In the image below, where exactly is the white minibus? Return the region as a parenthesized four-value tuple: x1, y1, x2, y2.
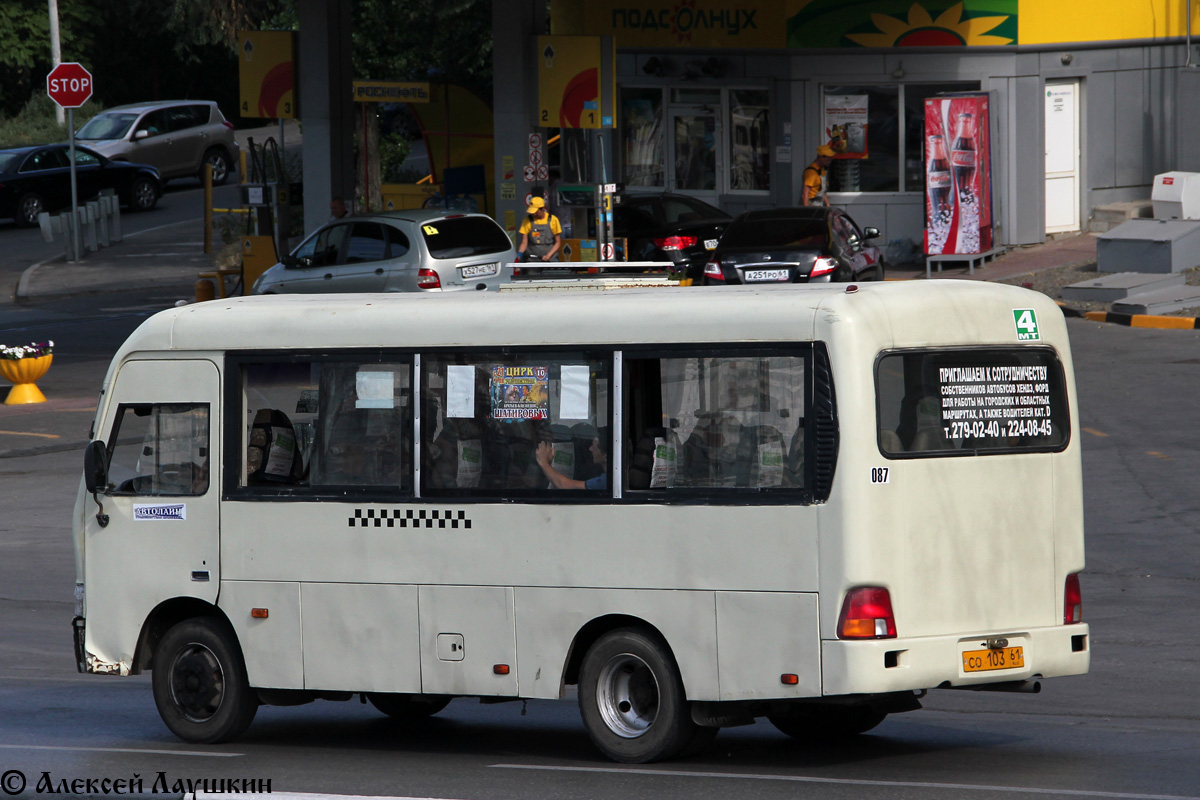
(73, 281, 1089, 763)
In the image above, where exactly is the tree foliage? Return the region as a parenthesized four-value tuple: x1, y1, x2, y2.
(349, 0, 493, 104)
(0, 0, 493, 124)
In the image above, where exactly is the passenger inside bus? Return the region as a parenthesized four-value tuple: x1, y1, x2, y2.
(535, 427, 608, 490)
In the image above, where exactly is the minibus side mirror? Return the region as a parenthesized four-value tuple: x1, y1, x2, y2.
(84, 440, 110, 495)
(864, 226, 881, 240)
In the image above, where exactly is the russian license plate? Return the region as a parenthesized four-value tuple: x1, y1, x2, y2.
(704, 238, 719, 250)
(744, 268, 789, 282)
(962, 645, 1025, 673)
(460, 263, 499, 279)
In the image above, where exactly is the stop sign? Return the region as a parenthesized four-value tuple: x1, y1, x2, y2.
(46, 62, 93, 108)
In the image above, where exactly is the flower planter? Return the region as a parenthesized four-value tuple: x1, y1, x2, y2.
(1, 354, 53, 404)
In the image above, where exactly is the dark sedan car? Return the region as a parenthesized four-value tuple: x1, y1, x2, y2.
(0, 143, 162, 227)
(613, 193, 731, 278)
(701, 206, 884, 286)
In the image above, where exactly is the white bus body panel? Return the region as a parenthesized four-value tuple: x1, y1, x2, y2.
(82, 359, 220, 674)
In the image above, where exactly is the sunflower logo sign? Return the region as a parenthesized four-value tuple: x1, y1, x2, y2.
(787, 1, 1017, 48)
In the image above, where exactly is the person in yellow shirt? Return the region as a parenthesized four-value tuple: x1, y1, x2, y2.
(517, 196, 563, 262)
(801, 144, 836, 206)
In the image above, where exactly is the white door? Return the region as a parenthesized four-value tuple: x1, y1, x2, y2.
(1044, 82, 1080, 233)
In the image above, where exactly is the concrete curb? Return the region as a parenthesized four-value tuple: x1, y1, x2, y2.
(1083, 310, 1200, 330)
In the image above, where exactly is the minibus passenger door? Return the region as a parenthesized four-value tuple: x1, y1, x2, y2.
(83, 359, 221, 669)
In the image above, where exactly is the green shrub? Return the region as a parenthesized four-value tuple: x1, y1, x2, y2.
(0, 94, 102, 149)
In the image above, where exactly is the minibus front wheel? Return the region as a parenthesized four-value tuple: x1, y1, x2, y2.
(578, 627, 705, 763)
(152, 617, 258, 744)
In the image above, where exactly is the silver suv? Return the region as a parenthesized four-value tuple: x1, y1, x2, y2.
(252, 210, 516, 295)
(75, 100, 239, 185)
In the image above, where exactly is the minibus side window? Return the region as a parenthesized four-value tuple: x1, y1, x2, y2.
(107, 403, 209, 496)
(239, 360, 412, 493)
(421, 352, 610, 497)
(624, 353, 807, 493)
(876, 348, 1070, 457)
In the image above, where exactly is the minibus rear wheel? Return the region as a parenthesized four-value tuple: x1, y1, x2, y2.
(578, 627, 697, 763)
(152, 617, 258, 744)
(367, 693, 451, 720)
(767, 705, 887, 740)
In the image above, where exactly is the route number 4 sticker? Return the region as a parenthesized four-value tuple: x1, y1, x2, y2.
(1013, 308, 1040, 341)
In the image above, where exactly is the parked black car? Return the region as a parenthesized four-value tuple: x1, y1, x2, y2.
(614, 193, 731, 278)
(0, 144, 162, 227)
(701, 206, 884, 285)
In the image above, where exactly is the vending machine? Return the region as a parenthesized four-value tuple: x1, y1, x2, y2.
(924, 93, 993, 256)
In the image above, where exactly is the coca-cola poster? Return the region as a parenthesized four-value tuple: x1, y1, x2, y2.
(924, 94, 993, 256)
(823, 94, 868, 159)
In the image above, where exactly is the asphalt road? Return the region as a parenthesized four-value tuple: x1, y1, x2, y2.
(0, 180, 242, 301)
(0, 295, 1198, 799)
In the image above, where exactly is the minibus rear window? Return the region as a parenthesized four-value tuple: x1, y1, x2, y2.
(876, 348, 1069, 457)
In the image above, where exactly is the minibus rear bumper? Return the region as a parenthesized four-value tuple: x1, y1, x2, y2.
(820, 623, 1090, 697)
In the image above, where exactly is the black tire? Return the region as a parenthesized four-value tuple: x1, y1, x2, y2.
(578, 627, 698, 763)
(768, 705, 887, 741)
(15, 192, 45, 227)
(367, 693, 451, 720)
(128, 177, 159, 212)
(202, 148, 232, 185)
(152, 617, 257, 744)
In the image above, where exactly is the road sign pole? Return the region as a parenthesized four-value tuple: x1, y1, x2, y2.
(68, 107, 81, 263)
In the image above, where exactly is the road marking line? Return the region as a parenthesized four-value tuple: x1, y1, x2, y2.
(0, 430, 61, 439)
(490, 763, 1200, 800)
(0, 743, 240, 757)
(1082, 427, 1109, 437)
(1147, 451, 1173, 460)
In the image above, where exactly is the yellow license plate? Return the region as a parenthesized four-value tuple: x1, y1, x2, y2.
(962, 646, 1024, 673)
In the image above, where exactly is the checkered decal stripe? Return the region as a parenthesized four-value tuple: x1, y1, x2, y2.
(349, 508, 472, 529)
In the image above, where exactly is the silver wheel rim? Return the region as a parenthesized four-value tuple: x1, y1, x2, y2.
(169, 641, 225, 723)
(596, 652, 659, 738)
(207, 154, 227, 183)
(134, 181, 155, 209)
(21, 197, 42, 224)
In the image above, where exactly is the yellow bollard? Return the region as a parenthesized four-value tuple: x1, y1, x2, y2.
(195, 279, 216, 303)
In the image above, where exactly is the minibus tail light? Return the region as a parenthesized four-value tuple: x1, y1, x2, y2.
(1064, 573, 1082, 624)
(810, 256, 838, 278)
(838, 587, 896, 639)
(417, 268, 441, 289)
(703, 261, 724, 280)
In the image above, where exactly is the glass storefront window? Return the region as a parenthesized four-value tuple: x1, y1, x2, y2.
(729, 89, 770, 192)
(823, 85, 899, 192)
(822, 83, 980, 194)
(904, 83, 981, 194)
(621, 88, 664, 187)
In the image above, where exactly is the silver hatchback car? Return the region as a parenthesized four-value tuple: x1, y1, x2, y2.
(75, 100, 239, 185)
(252, 210, 516, 295)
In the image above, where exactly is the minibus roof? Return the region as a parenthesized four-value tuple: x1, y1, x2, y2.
(112, 282, 1069, 359)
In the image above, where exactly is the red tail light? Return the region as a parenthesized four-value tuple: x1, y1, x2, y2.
(221, 121, 234, 131)
(653, 235, 698, 251)
(703, 261, 725, 280)
(1064, 573, 1082, 624)
(838, 587, 897, 639)
(416, 268, 441, 289)
(810, 256, 838, 278)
